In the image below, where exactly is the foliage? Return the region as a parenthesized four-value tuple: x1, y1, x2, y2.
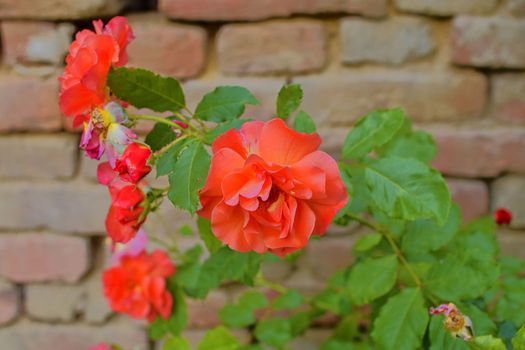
(82, 57, 525, 350)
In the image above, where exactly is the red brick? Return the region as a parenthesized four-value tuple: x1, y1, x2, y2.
(0, 182, 108, 233)
(159, 0, 387, 21)
(127, 14, 207, 79)
(492, 73, 525, 123)
(451, 16, 525, 68)
(492, 175, 525, 229)
(303, 237, 355, 280)
(0, 233, 90, 283)
(0, 0, 130, 20)
(0, 280, 20, 326)
(1, 21, 73, 66)
(0, 72, 61, 132)
(0, 319, 147, 350)
(395, 0, 498, 15)
(447, 178, 489, 221)
(341, 17, 435, 65)
(187, 290, 227, 328)
(0, 134, 78, 180)
(429, 126, 525, 177)
(498, 228, 525, 260)
(297, 69, 487, 126)
(217, 20, 327, 75)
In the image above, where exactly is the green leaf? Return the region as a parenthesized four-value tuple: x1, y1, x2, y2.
(494, 276, 525, 326)
(220, 291, 268, 328)
(342, 109, 406, 159)
(198, 326, 241, 350)
(148, 280, 187, 339)
(203, 119, 250, 144)
(293, 110, 316, 133)
(276, 84, 303, 119)
(401, 204, 461, 255)
(195, 86, 259, 122)
(371, 288, 429, 350)
(379, 130, 437, 163)
(352, 233, 382, 253)
(197, 217, 222, 253)
(272, 289, 304, 310)
(188, 247, 262, 299)
(468, 335, 506, 350)
(155, 137, 191, 176)
(425, 219, 499, 301)
(364, 156, 451, 225)
(255, 318, 292, 348)
(289, 311, 311, 336)
(347, 255, 398, 304)
(168, 140, 210, 214)
(498, 321, 517, 350)
(145, 121, 178, 152)
(459, 303, 496, 336)
(429, 315, 469, 350)
(163, 336, 192, 350)
(108, 67, 185, 112)
(512, 326, 525, 350)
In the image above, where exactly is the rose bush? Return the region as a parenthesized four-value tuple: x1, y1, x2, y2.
(60, 17, 525, 350)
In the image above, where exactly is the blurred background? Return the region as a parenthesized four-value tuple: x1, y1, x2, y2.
(0, 0, 524, 349)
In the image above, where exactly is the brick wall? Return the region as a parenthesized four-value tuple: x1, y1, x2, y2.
(0, 0, 524, 349)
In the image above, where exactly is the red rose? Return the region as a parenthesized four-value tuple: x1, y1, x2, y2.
(103, 250, 175, 322)
(114, 143, 152, 183)
(198, 118, 348, 257)
(98, 162, 147, 243)
(494, 208, 512, 226)
(59, 16, 134, 118)
(106, 185, 146, 244)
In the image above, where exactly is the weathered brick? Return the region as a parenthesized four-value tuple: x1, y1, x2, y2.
(0, 280, 20, 326)
(284, 269, 324, 295)
(297, 69, 487, 126)
(289, 329, 332, 350)
(185, 77, 285, 120)
(217, 20, 327, 75)
(451, 16, 525, 68)
(492, 73, 525, 123)
(127, 14, 207, 79)
(0, 72, 61, 131)
(429, 126, 525, 177)
(395, 0, 498, 15)
(447, 178, 489, 222)
(0, 182, 108, 233)
(498, 228, 525, 260)
(341, 17, 435, 65)
(303, 237, 355, 280)
(0, 233, 91, 283)
(187, 290, 227, 329)
(1, 21, 74, 66)
(261, 259, 293, 281)
(0, 0, 130, 20)
(504, 0, 525, 16)
(0, 135, 78, 180)
(492, 175, 525, 229)
(0, 319, 147, 350)
(160, 0, 387, 21)
(79, 155, 99, 182)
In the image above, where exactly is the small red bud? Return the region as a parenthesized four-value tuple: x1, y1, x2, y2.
(494, 208, 512, 226)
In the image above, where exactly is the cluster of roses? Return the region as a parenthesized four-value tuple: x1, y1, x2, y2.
(59, 17, 176, 327)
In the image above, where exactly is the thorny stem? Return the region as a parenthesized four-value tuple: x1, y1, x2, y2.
(255, 273, 288, 294)
(346, 212, 439, 305)
(153, 135, 189, 159)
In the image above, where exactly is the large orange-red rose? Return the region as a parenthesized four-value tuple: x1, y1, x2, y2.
(103, 250, 175, 322)
(198, 118, 348, 257)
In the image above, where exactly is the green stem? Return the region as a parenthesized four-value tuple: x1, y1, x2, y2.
(129, 114, 185, 130)
(255, 273, 289, 294)
(154, 135, 189, 159)
(346, 212, 438, 305)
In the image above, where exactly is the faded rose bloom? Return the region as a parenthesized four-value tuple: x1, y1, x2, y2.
(115, 143, 152, 183)
(494, 208, 512, 226)
(430, 303, 473, 341)
(80, 102, 137, 165)
(198, 118, 348, 257)
(103, 250, 175, 322)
